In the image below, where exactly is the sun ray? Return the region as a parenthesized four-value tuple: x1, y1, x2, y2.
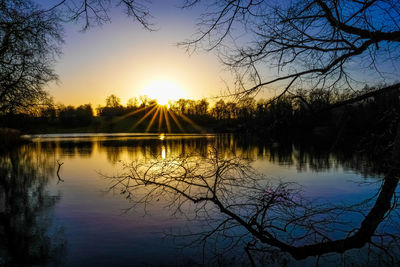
(177, 113, 204, 132)
(158, 107, 164, 132)
(112, 103, 156, 123)
(145, 106, 160, 132)
(99, 103, 157, 130)
(167, 109, 184, 132)
(163, 107, 171, 133)
(129, 104, 158, 131)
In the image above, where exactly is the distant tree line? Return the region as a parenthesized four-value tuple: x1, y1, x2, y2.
(1, 84, 399, 147)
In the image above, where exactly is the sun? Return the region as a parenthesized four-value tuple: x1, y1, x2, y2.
(142, 79, 187, 105)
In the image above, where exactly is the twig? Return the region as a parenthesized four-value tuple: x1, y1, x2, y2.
(56, 160, 64, 183)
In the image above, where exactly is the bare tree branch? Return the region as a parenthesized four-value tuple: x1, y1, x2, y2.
(180, 0, 400, 99)
(106, 146, 400, 263)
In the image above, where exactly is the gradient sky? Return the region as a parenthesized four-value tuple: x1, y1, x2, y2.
(41, 1, 400, 107)
(44, 1, 235, 107)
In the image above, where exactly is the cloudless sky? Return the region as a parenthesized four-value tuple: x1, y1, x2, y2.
(43, 1, 235, 107)
(39, 0, 400, 107)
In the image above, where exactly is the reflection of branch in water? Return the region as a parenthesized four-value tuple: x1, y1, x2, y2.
(107, 147, 400, 265)
(56, 160, 64, 183)
(0, 149, 66, 266)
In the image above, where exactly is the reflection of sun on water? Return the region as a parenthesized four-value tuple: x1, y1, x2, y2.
(161, 145, 166, 159)
(142, 79, 187, 106)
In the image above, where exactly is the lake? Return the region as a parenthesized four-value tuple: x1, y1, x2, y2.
(1, 133, 398, 266)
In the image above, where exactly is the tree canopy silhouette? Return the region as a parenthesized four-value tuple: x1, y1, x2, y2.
(0, 0, 152, 114)
(4, 0, 399, 113)
(0, 0, 61, 113)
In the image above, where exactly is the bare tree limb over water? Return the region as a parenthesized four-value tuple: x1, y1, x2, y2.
(106, 147, 400, 265)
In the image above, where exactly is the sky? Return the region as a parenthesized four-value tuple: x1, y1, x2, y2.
(39, 0, 400, 108)
(43, 1, 234, 107)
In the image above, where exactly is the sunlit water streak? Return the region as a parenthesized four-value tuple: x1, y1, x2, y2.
(1, 133, 390, 266)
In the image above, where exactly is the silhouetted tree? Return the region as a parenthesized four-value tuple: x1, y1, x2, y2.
(0, 0, 152, 115)
(127, 97, 139, 108)
(138, 95, 151, 107)
(45, 0, 153, 31)
(211, 99, 227, 120)
(97, 94, 125, 118)
(0, 0, 61, 114)
(194, 99, 209, 116)
(105, 94, 122, 108)
(58, 105, 76, 125)
(40, 106, 57, 123)
(57, 104, 93, 126)
(75, 104, 94, 125)
(182, 0, 400, 98)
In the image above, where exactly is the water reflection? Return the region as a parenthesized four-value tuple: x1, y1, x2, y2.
(28, 134, 385, 177)
(108, 146, 400, 266)
(5, 133, 398, 266)
(0, 147, 66, 266)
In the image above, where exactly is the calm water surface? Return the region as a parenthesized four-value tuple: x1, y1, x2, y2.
(0, 133, 395, 266)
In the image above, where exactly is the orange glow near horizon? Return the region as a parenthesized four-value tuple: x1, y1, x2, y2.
(141, 79, 188, 106)
(44, 4, 257, 108)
